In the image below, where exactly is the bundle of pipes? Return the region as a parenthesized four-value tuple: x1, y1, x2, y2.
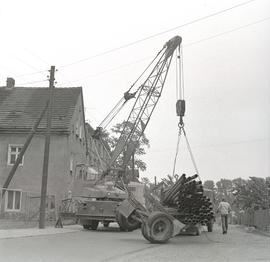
(162, 174, 214, 225)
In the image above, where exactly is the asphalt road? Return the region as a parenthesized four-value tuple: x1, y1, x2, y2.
(0, 224, 269, 262)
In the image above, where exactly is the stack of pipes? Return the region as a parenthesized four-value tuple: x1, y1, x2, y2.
(162, 174, 214, 225)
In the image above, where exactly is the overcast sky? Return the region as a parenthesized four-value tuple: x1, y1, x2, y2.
(0, 0, 269, 183)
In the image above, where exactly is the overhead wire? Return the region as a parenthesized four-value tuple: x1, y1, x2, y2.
(0, 0, 263, 85)
(145, 138, 269, 153)
(16, 79, 48, 86)
(186, 16, 270, 47)
(1, 1, 266, 88)
(58, 0, 258, 69)
(13, 14, 269, 88)
(61, 16, 270, 86)
(5, 69, 47, 79)
(22, 48, 76, 87)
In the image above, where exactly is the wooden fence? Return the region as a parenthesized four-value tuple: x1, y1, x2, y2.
(240, 209, 270, 231)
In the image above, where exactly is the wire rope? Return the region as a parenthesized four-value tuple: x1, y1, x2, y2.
(172, 128, 182, 176)
(96, 46, 166, 129)
(182, 127, 201, 180)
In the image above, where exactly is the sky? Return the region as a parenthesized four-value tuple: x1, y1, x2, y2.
(0, 0, 269, 183)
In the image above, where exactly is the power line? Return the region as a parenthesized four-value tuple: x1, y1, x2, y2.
(65, 56, 153, 84)
(148, 138, 269, 153)
(0, 55, 48, 82)
(14, 70, 48, 78)
(0, 67, 47, 82)
(22, 49, 75, 87)
(16, 79, 48, 86)
(0, 0, 262, 84)
(59, 0, 258, 69)
(6, 15, 268, 88)
(62, 16, 270, 85)
(185, 16, 270, 47)
(0, 0, 259, 81)
(11, 55, 48, 78)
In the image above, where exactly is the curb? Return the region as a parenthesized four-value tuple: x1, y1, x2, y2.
(0, 225, 81, 239)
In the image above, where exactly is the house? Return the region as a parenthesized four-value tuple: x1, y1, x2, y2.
(86, 123, 111, 174)
(71, 123, 112, 194)
(0, 78, 88, 220)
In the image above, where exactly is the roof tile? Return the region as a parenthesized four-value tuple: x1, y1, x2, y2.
(0, 87, 81, 132)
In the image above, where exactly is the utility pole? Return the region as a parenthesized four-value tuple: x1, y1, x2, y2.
(39, 66, 55, 229)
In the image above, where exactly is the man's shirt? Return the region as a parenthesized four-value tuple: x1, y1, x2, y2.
(218, 201, 231, 215)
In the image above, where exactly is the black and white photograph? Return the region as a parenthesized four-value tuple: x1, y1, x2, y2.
(0, 0, 269, 261)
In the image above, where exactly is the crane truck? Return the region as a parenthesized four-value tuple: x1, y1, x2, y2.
(75, 35, 182, 232)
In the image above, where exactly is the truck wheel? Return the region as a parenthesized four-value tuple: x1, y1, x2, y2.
(83, 224, 91, 230)
(103, 221, 110, 228)
(90, 220, 99, 230)
(147, 211, 173, 244)
(116, 211, 141, 232)
(141, 222, 151, 242)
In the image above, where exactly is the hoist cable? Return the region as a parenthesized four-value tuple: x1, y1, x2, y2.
(172, 128, 182, 176)
(175, 47, 180, 100)
(102, 101, 126, 129)
(182, 126, 201, 181)
(97, 47, 166, 130)
(98, 97, 124, 128)
(180, 45, 185, 100)
(129, 47, 165, 93)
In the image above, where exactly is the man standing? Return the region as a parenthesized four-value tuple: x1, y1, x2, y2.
(217, 198, 231, 234)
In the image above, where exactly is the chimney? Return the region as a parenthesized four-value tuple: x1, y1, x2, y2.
(6, 78, 15, 89)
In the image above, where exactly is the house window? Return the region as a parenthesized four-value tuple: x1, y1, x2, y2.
(8, 145, 23, 166)
(5, 190, 22, 211)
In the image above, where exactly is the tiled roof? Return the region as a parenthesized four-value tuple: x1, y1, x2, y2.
(0, 87, 81, 133)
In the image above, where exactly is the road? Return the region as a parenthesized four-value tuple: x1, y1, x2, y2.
(0, 224, 269, 262)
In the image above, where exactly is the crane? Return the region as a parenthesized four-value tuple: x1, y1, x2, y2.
(95, 36, 182, 179)
(75, 36, 183, 232)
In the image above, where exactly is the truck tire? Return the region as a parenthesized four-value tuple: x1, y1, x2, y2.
(83, 224, 91, 230)
(116, 211, 141, 232)
(147, 211, 173, 244)
(141, 222, 152, 242)
(103, 221, 110, 228)
(90, 220, 99, 230)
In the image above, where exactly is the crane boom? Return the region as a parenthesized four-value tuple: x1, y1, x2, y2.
(109, 36, 182, 170)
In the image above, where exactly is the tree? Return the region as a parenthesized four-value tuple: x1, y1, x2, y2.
(216, 179, 233, 197)
(161, 174, 179, 188)
(140, 177, 151, 186)
(233, 177, 270, 209)
(215, 179, 234, 204)
(109, 121, 150, 171)
(203, 180, 215, 191)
